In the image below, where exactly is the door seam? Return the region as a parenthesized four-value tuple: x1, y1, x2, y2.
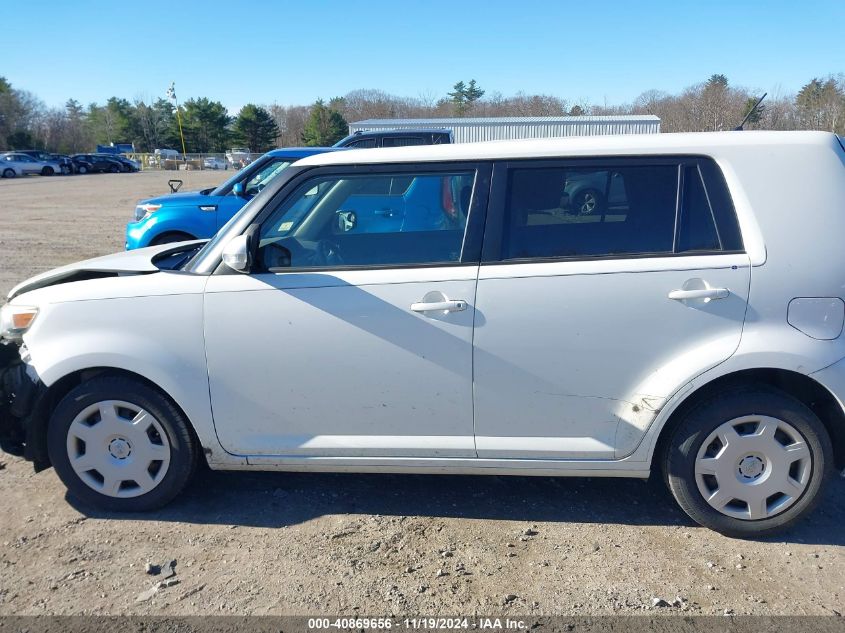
(470, 264, 481, 457)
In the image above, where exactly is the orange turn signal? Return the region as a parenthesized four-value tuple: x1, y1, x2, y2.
(12, 310, 37, 330)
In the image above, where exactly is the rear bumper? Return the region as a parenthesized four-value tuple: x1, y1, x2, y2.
(0, 340, 43, 465)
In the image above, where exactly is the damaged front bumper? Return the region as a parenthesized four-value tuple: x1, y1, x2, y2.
(0, 339, 42, 464)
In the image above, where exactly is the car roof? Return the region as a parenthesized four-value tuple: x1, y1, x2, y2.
(295, 131, 842, 167)
(350, 129, 451, 136)
(266, 147, 347, 159)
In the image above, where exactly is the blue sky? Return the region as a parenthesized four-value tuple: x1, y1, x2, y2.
(5, 0, 844, 114)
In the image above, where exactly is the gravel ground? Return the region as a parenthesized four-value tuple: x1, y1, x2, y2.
(0, 171, 843, 617)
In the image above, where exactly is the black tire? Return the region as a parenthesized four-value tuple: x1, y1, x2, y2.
(665, 386, 834, 537)
(570, 188, 605, 215)
(2, 168, 15, 178)
(109, 164, 120, 174)
(47, 376, 198, 512)
(77, 165, 88, 174)
(41, 166, 54, 176)
(150, 231, 195, 246)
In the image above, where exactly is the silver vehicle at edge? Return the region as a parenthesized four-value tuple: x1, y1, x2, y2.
(0, 152, 64, 177)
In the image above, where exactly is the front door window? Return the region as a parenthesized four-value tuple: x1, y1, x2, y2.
(257, 171, 476, 270)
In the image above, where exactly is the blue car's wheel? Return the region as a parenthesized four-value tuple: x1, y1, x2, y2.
(150, 231, 195, 246)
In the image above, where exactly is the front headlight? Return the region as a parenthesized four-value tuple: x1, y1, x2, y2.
(134, 203, 161, 222)
(0, 304, 39, 340)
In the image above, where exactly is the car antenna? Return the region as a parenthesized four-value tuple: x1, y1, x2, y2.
(734, 92, 767, 131)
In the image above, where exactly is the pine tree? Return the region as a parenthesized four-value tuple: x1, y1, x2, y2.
(233, 104, 279, 152)
(301, 99, 348, 146)
(448, 79, 485, 116)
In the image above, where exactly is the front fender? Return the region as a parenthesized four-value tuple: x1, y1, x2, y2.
(21, 291, 224, 461)
(126, 205, 217, 248)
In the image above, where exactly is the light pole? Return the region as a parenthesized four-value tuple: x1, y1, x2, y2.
(166, 82, 188, 160)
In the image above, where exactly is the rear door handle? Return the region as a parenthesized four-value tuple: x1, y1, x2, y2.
(410, 299, 468, 313)
(668, 288, 730, 301)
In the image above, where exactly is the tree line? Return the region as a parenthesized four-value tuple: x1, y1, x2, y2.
(1, 74, 843, 155)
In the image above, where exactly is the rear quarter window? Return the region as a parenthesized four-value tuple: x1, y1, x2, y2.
(381, 136, 426, 147)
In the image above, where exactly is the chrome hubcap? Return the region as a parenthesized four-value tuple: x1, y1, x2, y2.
(66, 400, 171, 498)
(579, 193, 597, 214)
(695, 415, 812, 521)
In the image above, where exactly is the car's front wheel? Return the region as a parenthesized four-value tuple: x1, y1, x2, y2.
(665, 387, 833, 537)
(2, 168, 15, 178)
(47, 376, 198, 511)
(109, 165, 120, 174)
(77, 165, 88, 174)
(150, 231, 195, 246)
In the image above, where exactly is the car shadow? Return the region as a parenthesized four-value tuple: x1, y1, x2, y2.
(67, 469, 845, 546)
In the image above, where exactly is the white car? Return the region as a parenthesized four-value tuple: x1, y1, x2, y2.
(1, 131, 844, 537)
(225, 147, 251, 168)
(203, 156, 228, 170)
(0, 152, 63, 177)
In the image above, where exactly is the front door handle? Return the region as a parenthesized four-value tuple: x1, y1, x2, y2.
(668, 288, 729, 301)
(410, 299, 468, 313)
(199, 205, 218, 212)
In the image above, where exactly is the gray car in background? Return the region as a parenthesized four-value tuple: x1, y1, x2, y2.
(0, 152, 64, 177)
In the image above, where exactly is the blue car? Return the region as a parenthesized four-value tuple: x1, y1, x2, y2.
(125, 147, 342, 250)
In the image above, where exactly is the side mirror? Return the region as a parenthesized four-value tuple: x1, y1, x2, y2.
(232, 182, 246, 198)
(222, 235, 251, 272)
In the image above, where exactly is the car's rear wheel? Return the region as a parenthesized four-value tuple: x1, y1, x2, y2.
(570, 188, 605, 215)
(109, 164, 120, 174)
(665, 387, 833, 537)
(2, 168, 15, 178)
(47, 376, 198, 511)
(41, 166, 54, 176)
(570, 189, 604, 215)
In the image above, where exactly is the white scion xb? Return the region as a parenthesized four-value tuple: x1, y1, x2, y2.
(2, 131, 844, 537)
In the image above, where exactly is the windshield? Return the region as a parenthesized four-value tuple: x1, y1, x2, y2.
(332, 134, 360, 148)
(209, 156, 293, 196)
(243, 160, 293, 196)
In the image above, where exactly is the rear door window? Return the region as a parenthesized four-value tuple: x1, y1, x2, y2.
(501, 163, 677, 259)
(494, 157, 742, 261)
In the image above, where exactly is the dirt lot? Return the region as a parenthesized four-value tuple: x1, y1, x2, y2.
(0, 172, 843, 617)
(0, 170, 227, 296)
